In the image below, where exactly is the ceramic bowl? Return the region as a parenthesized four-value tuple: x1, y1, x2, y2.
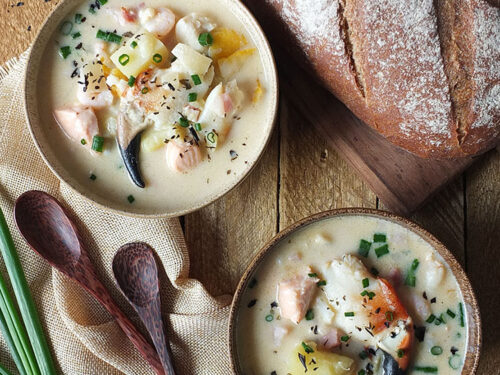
(229, 208, 481, 374)
(24, 0, 278, 218)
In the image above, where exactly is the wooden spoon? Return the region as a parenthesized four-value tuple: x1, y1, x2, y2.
(14, 190, 165, 375)
(112, 243, 176, 375)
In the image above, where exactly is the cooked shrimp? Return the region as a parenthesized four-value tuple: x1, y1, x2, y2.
(422, 253, 446, 291)
(138, 7, 176, 38)
(53, 106, 99, 149)
(77, 60, 114, 109)
(277, 271, 318, 324)
(321, 255, 414, 371)
(166, 141, 203, 172)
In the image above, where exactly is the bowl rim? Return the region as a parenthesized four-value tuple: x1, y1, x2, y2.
(23, 0, 279, 219)
(228, 207, 482, 374)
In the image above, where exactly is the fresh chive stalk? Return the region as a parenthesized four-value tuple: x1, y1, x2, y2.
(0, 209, 56, 374)
(0, 309, 27, 375)
(0, 363, 12, 375)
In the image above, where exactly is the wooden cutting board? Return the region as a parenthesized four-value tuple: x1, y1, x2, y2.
(244, 0, 477, 215)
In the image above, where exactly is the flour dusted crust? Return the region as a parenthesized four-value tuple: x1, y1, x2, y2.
(267, 0, 500, 158)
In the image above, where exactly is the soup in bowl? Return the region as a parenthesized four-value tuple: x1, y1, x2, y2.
(25, 0, 277, 217)
(229, 209, 481, 375)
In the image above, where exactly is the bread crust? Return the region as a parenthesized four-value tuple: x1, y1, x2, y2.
(265, 0, 499, 158)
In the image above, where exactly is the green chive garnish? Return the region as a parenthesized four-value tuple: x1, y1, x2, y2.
(72, 31, 81, 39)
(358, 239, 371, 257)
(188, 92, 197, 102)
(426, 314, 436, 323)
(340, 335, 349, 342)
(130, 41, 137, 48)
(367, 292, 376, 300)
(448, 355, 461, 370)
(405, 258, 419, 287)
(446, 309, 456, 318)
(397, 349, 405, 358)
(265, 314, 273, 322)
(414, 366, 438, 373)
(430, 346, 442, 355)
(97, 0, 108, 5)
(59, 46, 71, 59)
(118, 54, 130, 66)
(305, 309, 314, 321)
(198, 32, 213, 46)
(75, 13, 83, 24)
(360, 290, 368, 297)
(308, 273, 318, 278)
(152, 53, 162, 63)
(316, 280, 326, 287)
(127, 195, 135, 204)
(89, 5, 96, 14)
(358, 371, 366, 375)
(80, 138, 86, 145)
(191, 74, 201, 85)
(89, 174, 96, 181)
(374, 244, 389, 258)
(60, 21, 73, 36)
(359, 351, 368, 360)
(459, 302, 465, 327)
(385, 311, 394, 321)
(301, 342, 314, 353)
(344, 312, 354, 317)
(373, 233, 386, 242)
(362, 278, 369, 288)
(179, 117, 189, 128)
(141, 87, 149, 94)
(91, 135, 104, 152)
(194, 123, 202, 131)
(128, 76, 135, 87)
(96, 30, 122, 44)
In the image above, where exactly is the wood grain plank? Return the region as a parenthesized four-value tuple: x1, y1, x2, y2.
(465, 149, 500, 373)
(278, 97, 377, 229)
(184, 130, 279, 296)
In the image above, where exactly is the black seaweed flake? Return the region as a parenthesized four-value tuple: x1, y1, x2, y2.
(75, 42, 83, 50)
(414, 326, 426, 342)
(247, 299, 257, 308)
(430, 297, 437, 304)
(270, 301, 278, 309)
(451, 346, 458, 355)
(298, 353, 307, 372)
(230, 150, 238, 160)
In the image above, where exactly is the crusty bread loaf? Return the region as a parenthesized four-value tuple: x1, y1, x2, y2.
(264, 0, 499, 158)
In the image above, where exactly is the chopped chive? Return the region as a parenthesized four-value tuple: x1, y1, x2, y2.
(89, 174, 96, 181)
(152, 53, 162, 63)
(191, 74, 201, 85)
(179, 117, 189, 128)
(374, 244, 389, 258)
(265, 314, 273, 322)
(248, 278, 257, 289)
(75, 13, 83, 24)
(118, 54, 130, 66)
(59, 46, 71, 59)
(414, 366, 438, 373)
(362, 278, 369, 288)
(426, 314, 436, 324)
(358, 371, 366, 375)
(305, 309, 314, 321)
(97, 0, 108, 5)
(72, 31, 81, 39)
(188, 92, 197, 102)
(446, 309, 456, 318)
(397, 349, 405, 358)
(127, 195, 135, 204)
(128, 76, 135, 87)
(198, 32, 213, 46)
(385, 311, 394, 321)
(80, 138, 87, 145)
(60, 21, 73, 35)
(360, 290, 368, 297)
(370, 267, 379, 276)
(340, 335, 349, 342)
(459, 302, 464, 327)
(358, 239, 371, 257)
(91, 135, 104, 152)
(308, 273, 318, 278)
(301, 342, 314, 353)
(359, 351, 368, 360)
(373, 233, 386, 242)
(206, 132, 218, 146)
(96, 30, 122, 43)
(448, 354, 461, 370)
(405, 258, 420, 287)
(367, 292, 376, 300)
(141, 87, 149, 94)
(130, 41, 137, 48)
(434, 318, 442, 326)
(194, 123, 202, 131)
(316, 280, 326, 287)
(439, 313, 446, 324)
(89, 4, 96, 14)
(430, 346, 442, 355)
(344, 312, 354, 317)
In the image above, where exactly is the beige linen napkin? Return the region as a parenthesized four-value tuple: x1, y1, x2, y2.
(0, 51, 233, 374)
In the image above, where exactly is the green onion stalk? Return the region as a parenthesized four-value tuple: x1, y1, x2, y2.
(0, 207, 56, 374)
(0, 363, 12, 375)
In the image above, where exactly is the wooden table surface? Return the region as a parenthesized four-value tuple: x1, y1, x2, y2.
(1, 1, 499, 373)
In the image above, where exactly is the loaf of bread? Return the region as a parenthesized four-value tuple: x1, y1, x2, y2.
(262, 0, 499, 158)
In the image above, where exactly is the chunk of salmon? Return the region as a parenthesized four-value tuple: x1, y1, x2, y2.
(277, 272, 318, 324)
(166, 141, 203, 172)
(53, 106, 99, 149)
(318, 328, 341, 351)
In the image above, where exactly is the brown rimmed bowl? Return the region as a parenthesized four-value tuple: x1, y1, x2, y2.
(228, 208, 481, 374)
(24, 0, 278, 218)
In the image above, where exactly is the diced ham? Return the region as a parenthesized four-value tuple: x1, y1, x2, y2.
(53, 106, 99, 149)
(318, 328, 341, 351)
(277, 273, 317, 324)
(166, 141, 203, 172)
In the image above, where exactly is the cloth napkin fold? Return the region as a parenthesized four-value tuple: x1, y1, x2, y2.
(0, 51, 232, 375)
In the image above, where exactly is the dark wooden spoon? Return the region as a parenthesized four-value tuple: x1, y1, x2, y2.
(112, 243, 176, 375)
(14, 190, 165, 375)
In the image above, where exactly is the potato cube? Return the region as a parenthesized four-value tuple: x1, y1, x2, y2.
(288, 342, 355, 375)
(171, 43, 212, 75)
(110, 32, 169, 78)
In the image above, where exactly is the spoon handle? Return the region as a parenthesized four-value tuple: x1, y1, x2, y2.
(92, 282, 165, 375)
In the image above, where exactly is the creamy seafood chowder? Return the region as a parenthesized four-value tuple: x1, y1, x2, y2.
(236, 216, 468, 375)
(39, 0, 273, 212)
